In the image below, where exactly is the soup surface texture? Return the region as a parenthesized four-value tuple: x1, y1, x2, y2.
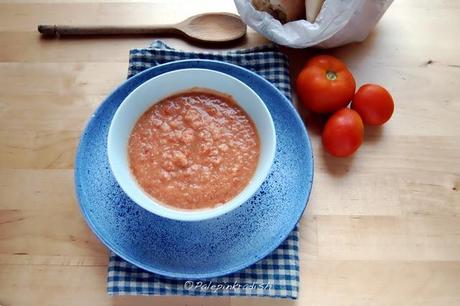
(128, 88, 260, 209)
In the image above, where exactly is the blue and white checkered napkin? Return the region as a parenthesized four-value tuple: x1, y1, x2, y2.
(107, 40, 299, 299)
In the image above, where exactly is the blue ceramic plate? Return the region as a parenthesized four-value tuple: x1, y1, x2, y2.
(75, 59, 313, 279)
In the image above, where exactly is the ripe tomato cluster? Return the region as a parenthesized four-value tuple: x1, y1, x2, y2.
(296, 55, 394, 157)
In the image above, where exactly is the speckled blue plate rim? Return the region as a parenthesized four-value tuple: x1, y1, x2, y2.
(74, 59, 314, 279)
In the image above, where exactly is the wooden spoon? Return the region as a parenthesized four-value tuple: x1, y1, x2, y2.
(38, 13, 247, 43)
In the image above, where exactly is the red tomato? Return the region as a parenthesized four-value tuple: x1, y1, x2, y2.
(296, 55, 356, 113)
(322, 108, 364, 157)
(351, 84, 394, 125)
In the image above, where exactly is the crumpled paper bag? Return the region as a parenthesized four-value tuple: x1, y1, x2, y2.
(234, 0, 393, 48)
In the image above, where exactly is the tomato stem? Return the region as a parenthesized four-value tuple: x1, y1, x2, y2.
(326, 71, 337, 81)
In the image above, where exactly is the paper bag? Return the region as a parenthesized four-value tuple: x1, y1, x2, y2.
(234, 0, 393, 48)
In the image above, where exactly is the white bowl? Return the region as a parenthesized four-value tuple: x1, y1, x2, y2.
(107, 68, 276, 221)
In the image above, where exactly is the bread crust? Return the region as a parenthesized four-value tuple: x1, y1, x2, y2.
(251, 0, 305, 23)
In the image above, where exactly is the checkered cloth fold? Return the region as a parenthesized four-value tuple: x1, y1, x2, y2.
(107, 40, 299, 299)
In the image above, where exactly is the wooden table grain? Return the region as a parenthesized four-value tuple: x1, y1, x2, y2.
(1, 0, 459, 305)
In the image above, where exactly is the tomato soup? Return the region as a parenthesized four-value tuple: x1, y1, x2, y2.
(128, 88, 260, 209)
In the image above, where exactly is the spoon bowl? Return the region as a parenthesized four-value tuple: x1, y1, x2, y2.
(178, 13, 247, 43)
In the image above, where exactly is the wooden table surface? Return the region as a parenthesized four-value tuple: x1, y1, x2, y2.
(1, 0, 459, 305)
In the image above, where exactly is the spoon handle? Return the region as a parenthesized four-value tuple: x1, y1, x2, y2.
(38, 25, 180, 36)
